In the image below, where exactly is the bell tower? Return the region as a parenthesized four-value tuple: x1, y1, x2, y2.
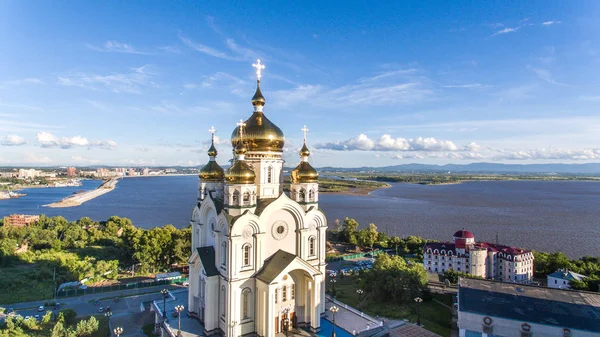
(290, 125, 319, 211)
(225, 120, 257, 216)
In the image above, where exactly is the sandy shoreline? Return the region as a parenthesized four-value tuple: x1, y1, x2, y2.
(44, 179, 119, 208)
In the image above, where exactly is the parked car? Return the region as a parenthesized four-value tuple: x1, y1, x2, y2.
(98, 307, 104, 313)
(34, 315, 40, 320)
(6, 308, 14, 314)
(171, 310, 178, 318)
(182, 281, 190, 287)
(37, 306, 44, 312)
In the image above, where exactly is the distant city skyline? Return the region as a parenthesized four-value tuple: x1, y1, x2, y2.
(2, 1, 600, 167)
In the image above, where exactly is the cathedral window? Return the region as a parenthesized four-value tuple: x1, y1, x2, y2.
(282, 286, 287, 302)
(309, 189, 315, 201)
(242, 288, 251, 319)
(221, 242, 227, 266)
(275, 289, 278, 303)
(309, 236, 316, 256)
(232, 190, 240, 205)
(221, 286, 226, 317)
(267, 166, 273, 183)
(243, 191, 250, 205)
(299, 189, 305, 202)
(243, 244, 252, 267)
(291, 284, 295, 300)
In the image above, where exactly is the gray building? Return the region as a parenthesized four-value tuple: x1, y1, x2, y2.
(457, 278, 600, 337)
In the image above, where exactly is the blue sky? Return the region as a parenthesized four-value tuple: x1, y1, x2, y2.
(1, 1, 600, 167)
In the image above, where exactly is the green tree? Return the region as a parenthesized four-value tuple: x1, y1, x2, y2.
(342, 217, 359, 245)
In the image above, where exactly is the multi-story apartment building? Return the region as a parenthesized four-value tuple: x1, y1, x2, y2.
(3, 214, 40, 227)
(423, 230, 534, 283)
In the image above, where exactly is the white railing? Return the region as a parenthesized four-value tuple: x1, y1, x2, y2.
(325, 295, 383, 334)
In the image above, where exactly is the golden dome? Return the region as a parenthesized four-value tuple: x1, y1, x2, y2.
(199, 161, 225, 182)
(231, 80, 284, 152)
(207, 142, 218, 157)
(291, 161, 318, 183)
(226, 160, 256, 184)
(299, 143, 310, 157)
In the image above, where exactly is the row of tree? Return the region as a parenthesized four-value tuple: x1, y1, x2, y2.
(0, 308, 98, 337)
(328, 217, 436, 259)
(0, 215, 191, 286)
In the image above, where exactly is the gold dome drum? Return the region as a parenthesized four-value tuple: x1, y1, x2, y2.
(231, 111, 285, 152)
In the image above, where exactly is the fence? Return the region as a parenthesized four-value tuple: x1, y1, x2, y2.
(57, 277, 188, 298)
(326, 250, 384, 262)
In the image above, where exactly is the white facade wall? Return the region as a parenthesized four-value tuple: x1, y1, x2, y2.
(548, 276, 571, 289)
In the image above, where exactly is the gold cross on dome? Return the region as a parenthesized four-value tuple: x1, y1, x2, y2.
(301, 125, 309, 142)
(237, 119, 246, 139)
(208, 126, 216, 140)
(252, 59, 265, 80)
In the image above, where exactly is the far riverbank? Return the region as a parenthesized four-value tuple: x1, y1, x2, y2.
(44, 179, 119, 208)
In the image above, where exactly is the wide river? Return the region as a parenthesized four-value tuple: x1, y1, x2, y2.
(1, 176, 599, 258)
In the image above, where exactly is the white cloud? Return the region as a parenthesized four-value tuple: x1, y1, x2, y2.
(496, 148, 600, 161)
(528, 67, 558, 84)
(492, 27, 519, 36)
(542, 21, 561, 26)
(158, 46, 181, 53)
(179, 35, 242, 61)
(71, 156, 100, 164)
(57, 65, 157, 94)
(315, 134, 460, 152)
(1, 134, 28, 146)
(36, 132, 116, 149)
(23, 153, 52, 164)
(85, 41, 146, 54)
(443, 84, 489, 89)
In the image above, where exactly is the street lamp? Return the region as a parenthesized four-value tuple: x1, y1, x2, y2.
(283, 308, 291, 337)
(105, 311, 112, 337)
(356, 289, 364, 309)
(160, 289, 169, 321)
(174, 305, 184, 337)
(113, 327, 123, 337)
(330, 306, 339, 337)
(330, 279, 337, 296)
(414, 297, 423, 326)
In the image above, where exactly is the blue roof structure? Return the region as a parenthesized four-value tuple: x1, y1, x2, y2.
(547, 269, 588, 282)
(459, 278, 600, 333)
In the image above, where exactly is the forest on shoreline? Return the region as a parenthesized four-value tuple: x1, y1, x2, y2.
(1, 215, 598, 305)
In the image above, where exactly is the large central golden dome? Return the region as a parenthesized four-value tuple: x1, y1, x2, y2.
(231, 81, 285, 152)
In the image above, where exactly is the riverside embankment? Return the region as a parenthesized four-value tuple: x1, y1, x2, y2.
(44, 178, 119, 208)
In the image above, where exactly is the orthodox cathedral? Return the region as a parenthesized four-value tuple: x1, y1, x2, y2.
(188, 60, 327, 337)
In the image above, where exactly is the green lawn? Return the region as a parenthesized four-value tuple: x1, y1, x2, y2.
(0, 265, 55, 305)
(329, 275, 453, 337)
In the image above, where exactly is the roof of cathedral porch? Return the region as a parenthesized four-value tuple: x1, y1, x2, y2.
(255, 249, 322, 284)
(196, 246, 219, 276)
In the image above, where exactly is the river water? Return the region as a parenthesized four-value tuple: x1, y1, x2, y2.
(1, 176, 598, 258)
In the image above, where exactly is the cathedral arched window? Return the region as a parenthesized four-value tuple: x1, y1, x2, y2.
(243, 191, 250, 205)
(282, 286, 287, 302)
(242, 288, 251, 319)
(309, 189, 315, 201)
(232, 190, 240, 205)
(309, 236, 316, 256)
(221, 241, 227, 266)
(220, 286, 226, 317)
(243, 244, 252, 267)
(299, 189, 305, 202)
(267, 166, 273, 183)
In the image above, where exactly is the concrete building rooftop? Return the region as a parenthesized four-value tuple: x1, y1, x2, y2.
(459, 278, 600, 332)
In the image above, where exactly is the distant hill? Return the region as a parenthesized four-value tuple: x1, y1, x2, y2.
(317, 163, 600, 175)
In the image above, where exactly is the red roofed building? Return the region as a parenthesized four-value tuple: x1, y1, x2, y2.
(423, 230, 534, 283)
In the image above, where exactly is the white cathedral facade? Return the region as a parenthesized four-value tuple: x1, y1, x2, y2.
(188, 60, 327, 337)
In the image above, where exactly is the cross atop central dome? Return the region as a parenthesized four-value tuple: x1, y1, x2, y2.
(231, 59, 285, 153)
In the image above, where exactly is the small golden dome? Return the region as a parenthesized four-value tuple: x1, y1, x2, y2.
(291, 162, 318, 183)
(226, 160, 256, 184)
(252, 81, 266, 106)
(299, 143, 310, 157)
(199, 161, 225, 182)
(207, 142, 218, 157)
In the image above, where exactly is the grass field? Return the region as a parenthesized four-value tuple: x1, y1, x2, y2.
(329, 275, 453, 337)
